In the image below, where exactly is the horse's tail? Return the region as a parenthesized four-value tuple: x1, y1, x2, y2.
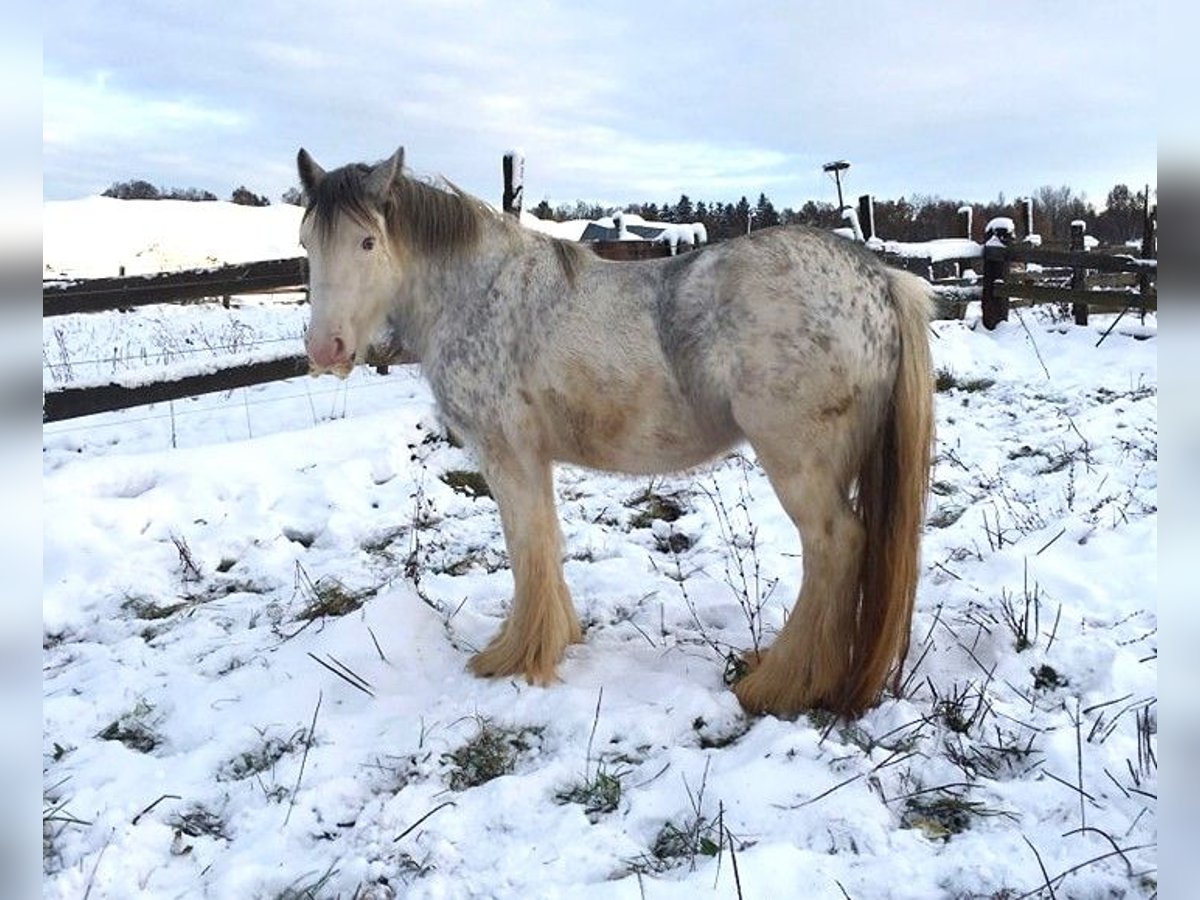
(843, 268, 934, 714)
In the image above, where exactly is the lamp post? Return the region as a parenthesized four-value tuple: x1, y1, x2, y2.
(823, 160, 851, 210)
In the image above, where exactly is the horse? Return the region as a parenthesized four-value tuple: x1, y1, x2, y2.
(295, 146, 935, 718)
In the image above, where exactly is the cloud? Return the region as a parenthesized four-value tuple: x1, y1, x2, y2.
(43, 73, 244, 148)
(42, 1, 1156, 207)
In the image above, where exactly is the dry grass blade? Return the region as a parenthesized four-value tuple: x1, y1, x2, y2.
(394, 800, 457, 843)
(284, 692, 322, 827)
(171, 533, 203, 582)
(1022, 834, 1058, 899)
(131, 793, 181, 825)
(306, 652, 374, 697)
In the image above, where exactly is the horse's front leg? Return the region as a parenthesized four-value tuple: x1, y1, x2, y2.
(468, 450, 582, 685)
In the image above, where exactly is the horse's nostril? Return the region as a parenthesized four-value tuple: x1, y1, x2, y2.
(332, 336, 346, 360)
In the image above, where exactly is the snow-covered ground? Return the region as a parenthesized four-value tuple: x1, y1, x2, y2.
(43, 199, 1157, 899)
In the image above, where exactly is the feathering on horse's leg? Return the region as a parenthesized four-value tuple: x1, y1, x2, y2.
(732, 441, 865, 718)
(467, 454, 581, 685)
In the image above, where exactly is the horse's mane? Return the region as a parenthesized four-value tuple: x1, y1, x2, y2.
(304, 163, 489, 257)
(304, 159, 589, 284)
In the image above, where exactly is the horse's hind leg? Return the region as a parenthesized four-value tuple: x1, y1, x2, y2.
(733, 438, 865, 717)
(468, 449, 582, 684)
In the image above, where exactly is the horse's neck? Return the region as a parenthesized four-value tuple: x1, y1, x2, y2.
(397, 225, 519, 356)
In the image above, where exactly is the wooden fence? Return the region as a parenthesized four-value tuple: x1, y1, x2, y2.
(43, 258, 314, 423)
(979, 243, 1157, 330)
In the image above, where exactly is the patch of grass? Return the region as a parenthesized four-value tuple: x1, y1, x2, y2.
(930, 681, 989, 736)
(936, 368, 995, 394)
(43, 777, 91, 874)
(361, 526, 409, 557)
(1031, 664, 1067, 691)
(654, 528, 693, 555)
(999, 578, 1043, 653)
(434, 546, 508, 577)
(270, 862, 342, 900)
(217, 728, 307, 782)
(627, 487, 686, 529)
(97, 700, 160, 753)
(647, 817, 724, 868)
(443, 718, 544, 791)
(629, 760, 746, 875)
(293, 565, 375, 621)
(439, 469, 491, 499)
(556, 763, 628, 819)
(168, 803, 229, 841)
(691, 715, 752, 750)
(121, 594, 188, 621)
(928, 505, 967, 529)
(945, 726, 1042, 781)
(900, 791, 1014, 840)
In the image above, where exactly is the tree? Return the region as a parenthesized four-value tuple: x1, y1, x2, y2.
(281, 186, 304, 206)
(674, 194, 695, 223)
(103, 180, 161, 200)
(231, 186, 271, 207)
(530, 199, 554, 220)
(734, 196, 752, 234)
(1031, 185, 1093, 243)
(754, 193, 780, 229)
(1093, 183, 1141, 245)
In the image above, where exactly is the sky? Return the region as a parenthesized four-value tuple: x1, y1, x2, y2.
(42, 1, 1158, 211)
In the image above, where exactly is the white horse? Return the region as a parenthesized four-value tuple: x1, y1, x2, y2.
(297, 147, 934, 717)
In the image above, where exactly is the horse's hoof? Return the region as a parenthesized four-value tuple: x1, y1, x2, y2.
(733, 667, 820, 719)
(468, 643, 560, 686)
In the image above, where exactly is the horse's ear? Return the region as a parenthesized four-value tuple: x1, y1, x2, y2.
(297, 148, 326, 197)
(366, 147, 404, 201)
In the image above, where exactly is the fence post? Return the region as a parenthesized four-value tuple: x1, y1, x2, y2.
(981, 241, 1010, 330)
(857, 194, 875, 241)
(1018, 197, 1035, 241)
(958, 205, 972, 240)
(1070, 220, 1088, 325)
(502, 150, 524, 217)
(1138, 190, 1155, 314)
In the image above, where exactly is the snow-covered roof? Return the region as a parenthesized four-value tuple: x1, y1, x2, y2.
(520, 210, 707, 246)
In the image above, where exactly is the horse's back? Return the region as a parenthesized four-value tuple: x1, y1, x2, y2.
(652, 227, 900, 413)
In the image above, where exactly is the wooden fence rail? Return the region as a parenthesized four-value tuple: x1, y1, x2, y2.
(43, 257, 308, 317)
(43, 355, 312, 423)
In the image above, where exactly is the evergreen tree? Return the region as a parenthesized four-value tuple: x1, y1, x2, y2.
(675, 194, 695, 223)
(755, 193, 780, 228)
(735, 196, 752, 234)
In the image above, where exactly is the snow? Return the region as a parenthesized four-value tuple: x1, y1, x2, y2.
(984, 216, 1016, 236)
(43, 197, 304, 279)
(42, 198, 1157, 899)
(866, 237, 981, 263)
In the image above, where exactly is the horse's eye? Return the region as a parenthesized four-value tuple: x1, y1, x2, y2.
(361, 236, 376, 251)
